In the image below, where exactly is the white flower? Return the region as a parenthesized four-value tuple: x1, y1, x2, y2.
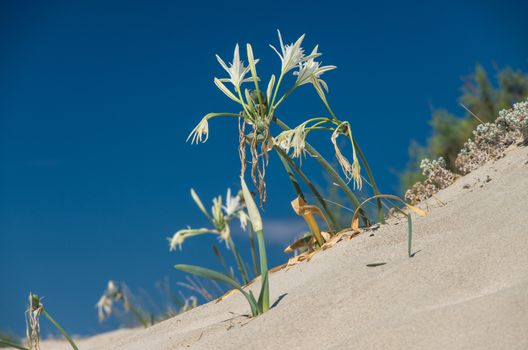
(96, 280, 121, 321)
(169, 230, 186, 251)
(216, 44, 258, 89)
(331, 125, 362, 190)
(96, 294, 113, 321)
(291, 124, 307, 159)
(294, 46, 336, 91)
(275, 124, 307, 159)
(222, 188, 242, 217)
(187, 117, 209, 144)
(270, 30, 319, 75)
(238, 210, 249, 231)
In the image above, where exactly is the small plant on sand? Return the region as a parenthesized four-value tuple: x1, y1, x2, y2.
(96, 279, 205, 327)
(405, 157, 457, 205)
(187, 30, 390, 251)
(175, 177, 269, 316)
(169, 187, 255, 284)
(0, 293, 79, 350)
(456, 99, 528, 174)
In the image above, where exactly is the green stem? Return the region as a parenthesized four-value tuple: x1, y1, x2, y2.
(276, 148, 305, 199)
(0, 339, 29, 350)
(41, 308, 78, 350)
(127, 304, 149, 328)
(270, 73, 285, 108)
(227, 236, 250, 284)
(274, 146, 340, 232)
(256, 230, 269, 312)
(352, 138, 385, 224)
(273, 117, 370, 226)
(248, 225, 260, 276)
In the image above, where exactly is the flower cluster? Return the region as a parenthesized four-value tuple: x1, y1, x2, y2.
(405, 157, 457, 204)
(96, 280, 124, 322)
(168, 188, 248, 251)
(186, 31, 341, 204)
(455, 100, 527, 174)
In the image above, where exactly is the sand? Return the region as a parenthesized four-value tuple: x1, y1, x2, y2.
(35, 145, 528, 349)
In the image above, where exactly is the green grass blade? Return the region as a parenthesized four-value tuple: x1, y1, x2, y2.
(211, 244, 237, 281)
(255, 230, 269, 312)
(257, 270, 269, 312)
(352, 138, 385, 224)
(227, 237, 251, 284)
(276, 148, 305, 198)
(175, 264, 259, 316)
(248, 225, 260, 276)
(0, 339, 30, 350)
(41, 309, 79, 350)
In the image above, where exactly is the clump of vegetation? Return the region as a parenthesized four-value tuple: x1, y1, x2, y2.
(405, 157, 457, 205)
(186, 30, 388, 251)
(402, 65, 528, 192)
(96, 278, 216, 327)
(455, 100, 528, 174)
(175, 177, 270, 317)
(171, 30, 426, 318)
(405, 99, 527, 204)
(169, 188, 253, 284)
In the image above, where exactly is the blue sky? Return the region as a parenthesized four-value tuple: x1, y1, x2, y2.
(1, 0, 527, 337)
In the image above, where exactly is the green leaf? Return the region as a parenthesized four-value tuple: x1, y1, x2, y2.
(175, 264, 259, 316)
(257, 271, 269, 312)
(190, 189, 213, 221)
(214, 78, 242, 104)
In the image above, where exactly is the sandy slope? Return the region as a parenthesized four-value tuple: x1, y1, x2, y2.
(38, 145, 528, 350)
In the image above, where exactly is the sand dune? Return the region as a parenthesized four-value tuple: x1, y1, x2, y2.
(37, 145, 528, 349)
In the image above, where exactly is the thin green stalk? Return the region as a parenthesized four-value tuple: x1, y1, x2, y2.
(270, 73, 285, 108)
(273, 117, 370, 226)
(276, 148, 305, 199)
(127, 304, 149, 328)
(41, 308, 78, 350)
(352, 138, 385, 224)
(212, 244, 237, 280)
(0, 339, 29, 350)
(227, 236, 250, 284)
(274, 146, 340, 232)
(248, 225, 260, 276)
(255, 229, 269, 312)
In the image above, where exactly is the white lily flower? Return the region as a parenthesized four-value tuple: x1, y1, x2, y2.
(168, 227, 218, 251)
(294, 46, 336, 91)
(238, 210, 249, 231)
(270, 30, 320, 75)
(331, 125, 362, 190)
(96, 294, 113, 321)
(291, 123, 307, 159)
(222, 188, 243, 217)
(187, 117, 209, 144)
(275, 124, 307, 159)
(216, 44, 258, 89)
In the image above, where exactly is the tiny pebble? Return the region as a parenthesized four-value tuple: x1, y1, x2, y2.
(463, 184, 471, 189)
(485, 175, 492, 183)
